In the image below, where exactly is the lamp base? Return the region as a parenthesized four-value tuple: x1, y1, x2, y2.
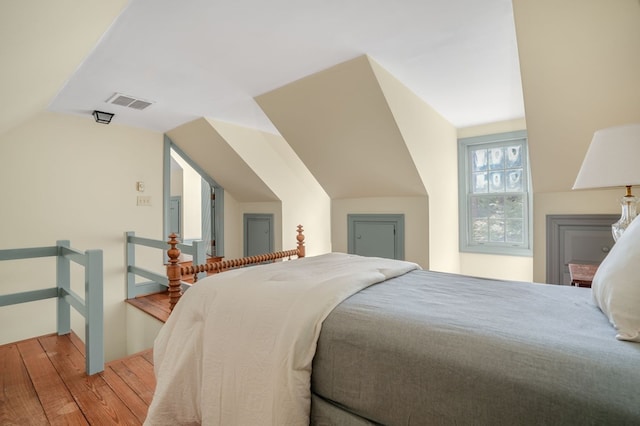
(612, 194, 638, 242)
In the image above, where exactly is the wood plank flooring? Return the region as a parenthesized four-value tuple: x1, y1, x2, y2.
(0, 333, 155, 425)
(126, 291, 171, 323)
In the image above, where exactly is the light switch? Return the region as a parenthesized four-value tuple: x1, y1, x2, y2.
(136, 181, 145, 192)
(137, 195, 151, 206)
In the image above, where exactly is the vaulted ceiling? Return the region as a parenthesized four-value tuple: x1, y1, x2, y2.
(8, 0, 524, 135)
(4, 1, 637, 201)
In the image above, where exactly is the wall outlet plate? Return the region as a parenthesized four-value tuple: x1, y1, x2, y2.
(137, 195, 151, 206)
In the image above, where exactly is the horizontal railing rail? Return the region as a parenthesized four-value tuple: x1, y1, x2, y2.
(0, 241, 103, 375)
(126, 232, 206, 299)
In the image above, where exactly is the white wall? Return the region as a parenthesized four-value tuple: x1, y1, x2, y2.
(0, 111, 163, 362)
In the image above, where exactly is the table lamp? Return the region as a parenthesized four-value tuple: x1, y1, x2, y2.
(573, 123, 640, 241)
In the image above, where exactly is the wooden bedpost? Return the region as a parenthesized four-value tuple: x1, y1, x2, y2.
(167, 233, 182, 311)
(296, 224, 305, 258)
(165, 225, 305, 313)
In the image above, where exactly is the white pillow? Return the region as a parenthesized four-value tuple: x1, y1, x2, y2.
(592, 215, 640, 342)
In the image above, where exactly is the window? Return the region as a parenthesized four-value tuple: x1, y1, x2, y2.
(458, 130, 532, 256)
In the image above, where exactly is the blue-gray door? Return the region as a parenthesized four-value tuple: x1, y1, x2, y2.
(244, 214, 274, 257)
(348, 214, 405, 260)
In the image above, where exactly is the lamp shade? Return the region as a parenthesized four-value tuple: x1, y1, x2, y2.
(573, 124, 640, 190)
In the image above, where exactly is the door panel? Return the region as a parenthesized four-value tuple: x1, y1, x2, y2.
(348, 214, 405, 260)
(354, 222, 397, 259)
(244, 214, 273, 257)
(546, 214, 617, 285)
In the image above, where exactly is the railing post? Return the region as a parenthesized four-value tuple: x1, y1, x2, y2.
(167, 234, 182, 310)
(85, 249, 104, 375)
(192, 239, 207, 282)
(125, 231, 136, 299)
(56, 240, 71, 335)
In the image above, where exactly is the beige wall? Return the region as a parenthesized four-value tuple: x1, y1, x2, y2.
(331, 197, 429, 268)
(256, 55, 427, 201)
(221, 191, 243, 259)
(167, 117, 332, 258)
(513, 0, 640, 282)
(0, 111, 163, 362)
(257, 56, 464, 270)
(370, 58, 458, 273)
(209, 119, 331, 256)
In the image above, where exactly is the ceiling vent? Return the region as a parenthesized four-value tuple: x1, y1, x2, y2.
(105, 93, 153, 110)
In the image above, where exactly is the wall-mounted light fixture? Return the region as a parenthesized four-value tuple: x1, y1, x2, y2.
(92, 110, 114, 124)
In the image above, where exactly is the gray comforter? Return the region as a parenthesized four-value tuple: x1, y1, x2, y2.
(311, 270, 640, 425)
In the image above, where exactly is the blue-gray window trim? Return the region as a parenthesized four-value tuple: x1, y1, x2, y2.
(163, 135, 225, 256)
(457, 130, 533, 257)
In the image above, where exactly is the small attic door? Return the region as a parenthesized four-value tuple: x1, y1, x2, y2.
(348, 214, 405, 260)
(244, 214, 274, 257)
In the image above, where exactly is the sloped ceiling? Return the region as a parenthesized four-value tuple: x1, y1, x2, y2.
(2, 0, 525, 205)
(0, 1, 128, 136)
(513, 0, 640, 193)
(40, 0, 523, 133)
(257, 56, 427, 199)
(167, 118, 278, 202)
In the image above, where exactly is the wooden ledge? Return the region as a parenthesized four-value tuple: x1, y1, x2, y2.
(126, 291, 171, 323)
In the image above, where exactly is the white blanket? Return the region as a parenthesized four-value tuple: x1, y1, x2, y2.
(144, 253, 419, 425)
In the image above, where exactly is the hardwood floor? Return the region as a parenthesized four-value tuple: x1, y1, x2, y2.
(0, 333, 155, 425)
(126, 291, 171, 323)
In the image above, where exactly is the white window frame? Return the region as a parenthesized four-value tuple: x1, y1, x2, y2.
(458, 130, 532, 256)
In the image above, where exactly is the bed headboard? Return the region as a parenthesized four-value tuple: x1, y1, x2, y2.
(166, 225, 305, 310)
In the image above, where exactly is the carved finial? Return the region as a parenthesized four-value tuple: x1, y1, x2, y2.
(296, 225, 305, 258)
(167, 234, 180, 264)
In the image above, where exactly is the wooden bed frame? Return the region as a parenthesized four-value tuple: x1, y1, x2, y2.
(165, 225, 306, 310)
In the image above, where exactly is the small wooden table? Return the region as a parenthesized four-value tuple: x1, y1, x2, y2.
(568, 263, 598, 288)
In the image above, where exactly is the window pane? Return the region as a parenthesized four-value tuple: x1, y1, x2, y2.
(506, 170, 523, 191)
(506, 145, 522, 168)
(471, 195, 520, 245)
(506, 219, 524, 243)
(488, 147, 504, 170)
(489, 219, 505, 242)
(488, 171, 505, 192)
(472, 172, 488, 193)
(471, 196, 504, 220)
(504, 195, 523, 218)
(472, 149, 488, 172)
(471, 196, 489, 219)
(472, 219, 488, 242)
(488, 196, 504, 218)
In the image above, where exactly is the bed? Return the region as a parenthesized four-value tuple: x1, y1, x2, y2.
(144, 223, 640, 425)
